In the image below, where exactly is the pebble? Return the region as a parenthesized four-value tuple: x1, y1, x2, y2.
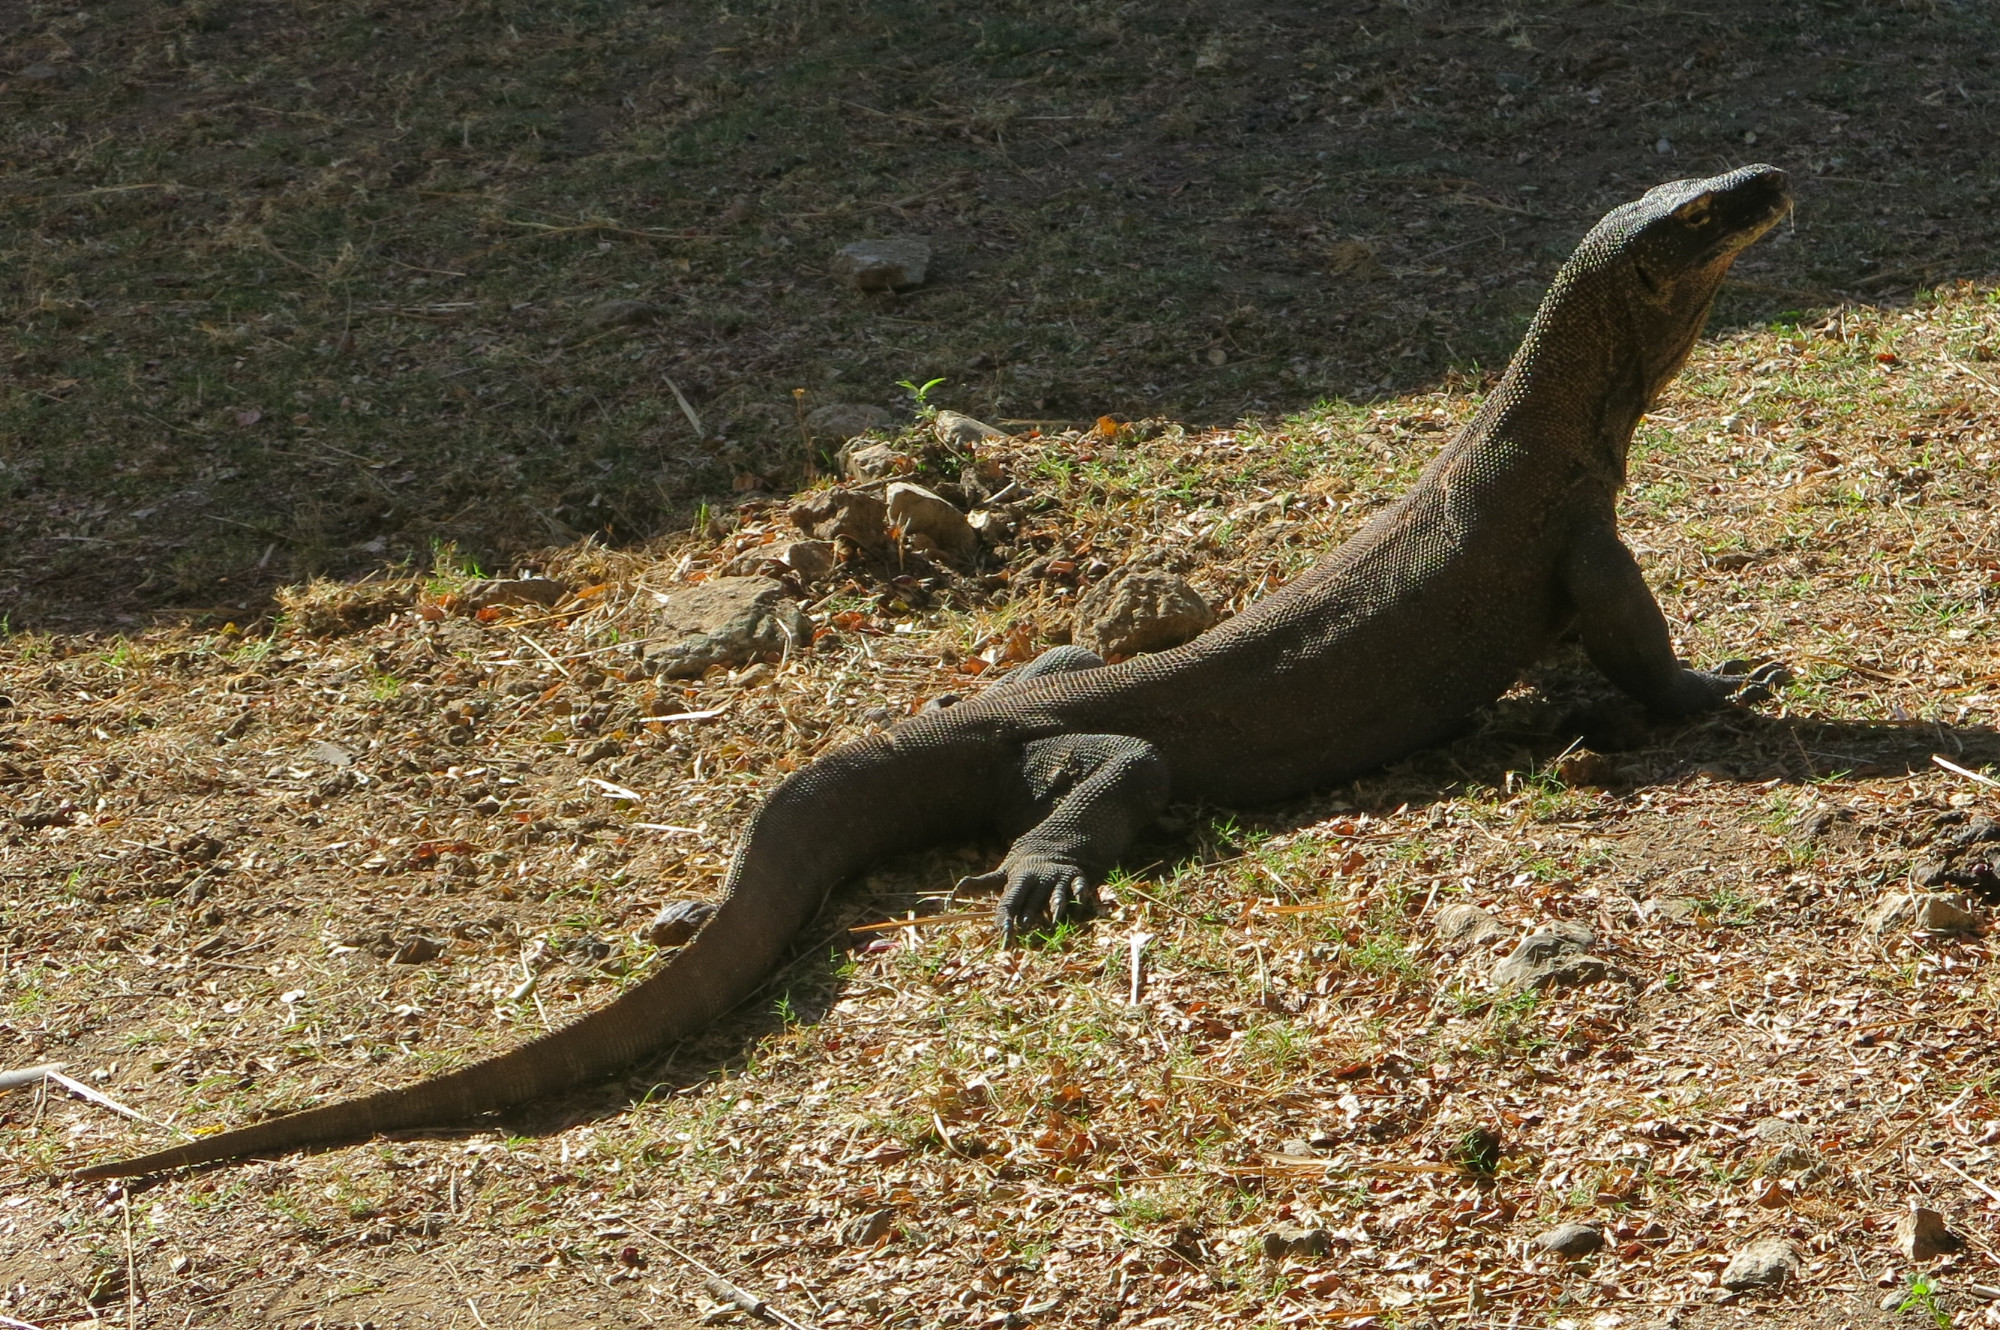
(641, 900, 717, 948)
(1643, 896, 1702, 923)
(1554, 750, 1618, 787)
(841, 1209, 896, 1247)
(1719, 1237, 1799, 1292)
(886, 482, 978, 560)
(1491, 925, 1612, 995)
(1896, 1205, 1963, 1262)
(1433, 902, 1509, 951)
(1866, 891, 1981, 934)
(1258, 1225, 1331, 1259)
(832, 238, 932, 292)
(842, 441, 912, 482)
(791, 488, 889, 550)
(721, 539, 837, 583)
(464, 576, 571, 609)
(966, 509, 1015, 544)
(1073, 566, 1215, 658)
(642, 577, 812, 679)
(1534, 1223, 1604, 1258)
(806, 402, 894, 441)
(934, 410, 1007, 447)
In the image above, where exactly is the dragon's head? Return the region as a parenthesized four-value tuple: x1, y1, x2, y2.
(1565, 164, 1793, 398)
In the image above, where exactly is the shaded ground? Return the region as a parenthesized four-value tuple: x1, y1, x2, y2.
(6, 284, 2000, 1326)
(2, 0, 1998, 626)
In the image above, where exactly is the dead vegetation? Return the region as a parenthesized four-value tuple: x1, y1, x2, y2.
(6, 287, 2000, 1328)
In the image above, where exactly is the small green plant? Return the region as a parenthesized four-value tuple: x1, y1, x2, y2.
(898, 376, 947, 414)
(1898, 1272, 1951, 1329)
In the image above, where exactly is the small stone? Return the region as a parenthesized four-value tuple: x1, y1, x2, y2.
(390, 936, 446, 965)
(1554, 750, 1618, 788)
(1719, 1237, 1799, 1291)
(721, 539, 837, 583)
(842, 441, 911, 482)
(1534, 1223, 1604, 1258)
(1491, 928, 1611, 994)
(841, 1208, 896, 1247)
(641, 900, 717, 948)
(580, 298, 660, 332)
(1945, 814, 2000, 849)
(20, 62, 58, 80)
(791, 488, 889, 550)
(886, 482, 978, 560)
(933, 410, 1007, 448)
(1278, 1137, 1317, 1158)
(806, 402, 895, 441)
(1434, 903, 1509, 950)
(1896, 1205, 1963, 1262)
(1258, 1225, 1331, 1260)
(966, 509, 1015, 544)
(643, 577, 811, 679)
(464, 577, 571, 609)
(1074, 566, 1215, 658)
(1644, 896, 1701, 922)
(832, 238, 931, 292)
(1867, 891, 1981, 934)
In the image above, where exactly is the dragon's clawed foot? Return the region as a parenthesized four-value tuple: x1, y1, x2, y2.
(1674, 658, 1792, 713)
(957, 860, 1099, 942)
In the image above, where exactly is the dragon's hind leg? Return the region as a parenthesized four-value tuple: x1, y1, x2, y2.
(959, 732, 1169, 939)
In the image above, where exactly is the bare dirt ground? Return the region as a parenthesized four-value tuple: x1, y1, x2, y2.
(6, 2, 2000, 1329)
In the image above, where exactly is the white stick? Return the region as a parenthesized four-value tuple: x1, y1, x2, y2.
(0, 1063, 63, 1092)
(1934, 754, 2000, 789)
(45, 1069, 159, 1124)
(1128, 932, 1155, 1005)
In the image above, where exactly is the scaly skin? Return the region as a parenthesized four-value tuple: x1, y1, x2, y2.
(77, 165, 1792, 1180)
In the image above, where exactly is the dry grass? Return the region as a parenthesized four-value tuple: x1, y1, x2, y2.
(5, 285, 2000, 1328)
(4, 0, 1997, 627)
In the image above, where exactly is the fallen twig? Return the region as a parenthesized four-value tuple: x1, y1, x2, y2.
(0, 1062, 64, 1092)
(44, 1069, 160, 1125)
(1934, 754, 2000, 789)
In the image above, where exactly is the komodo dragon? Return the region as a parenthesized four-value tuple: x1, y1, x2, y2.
(79, 164, 1793, 1179)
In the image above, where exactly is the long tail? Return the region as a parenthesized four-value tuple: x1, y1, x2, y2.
(75, 726, 998, 1178)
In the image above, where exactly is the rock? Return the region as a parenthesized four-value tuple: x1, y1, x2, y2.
(1534, 1223, 1604, 1258)
(1073, 567, 1215, 658)
(1719, 1237, 1799, 1292)
(580, 298, 660, 332)
(1895, 1205, 1963, 1262)
(721, 539, 837, 583)
(641, 900, 717, 948)
(832, 238, 932, 292)
(841, 1209, 896, 1247)
(1867, 892, 1981, 934)
(842, 441, 912, 482)
(791, 488, 889, 550)
(643, 578, 811, 678)
(806, 402, 895, 441)
(886, 482, 977, 560)
(390, 936, 446, 965)
(1258, 1225, 1331, 1260)
(464, 576, 571, 609)
(966, 509, 1015, 545)
(1278, 1137, 1318, 1159)
(1434, 903, 1509, 950)
(1491, 927, 1611, 994)
(1554, 750, 1619, 788)
(1944, 814, 2000, 849)
(1644, 896, 1702, 923)
(934, 410, 1007, 448)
